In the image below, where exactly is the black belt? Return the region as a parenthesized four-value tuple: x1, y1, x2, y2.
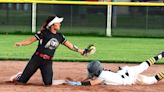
(35, 52, 53, 60)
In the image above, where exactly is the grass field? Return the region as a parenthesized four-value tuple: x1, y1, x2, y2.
(0, 34, 164, 63)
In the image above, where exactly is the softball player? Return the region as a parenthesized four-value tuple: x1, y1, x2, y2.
(10, 15, 93, 86)
(67, 52, 164, 86)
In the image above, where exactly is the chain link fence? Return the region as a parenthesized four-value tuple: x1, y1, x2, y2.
(0, 3, 164, 37)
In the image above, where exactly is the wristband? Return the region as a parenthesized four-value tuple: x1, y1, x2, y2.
(81, 81, 91, 86)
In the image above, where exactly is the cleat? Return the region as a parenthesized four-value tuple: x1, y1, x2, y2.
(156, 51, 164, 60)
(159, 51, 164, 57)
(9, 72, 22, 82)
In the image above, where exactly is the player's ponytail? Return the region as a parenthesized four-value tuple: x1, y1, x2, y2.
(39, 15, 56, 32)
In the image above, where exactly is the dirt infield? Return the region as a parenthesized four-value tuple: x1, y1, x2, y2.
(0, 61, 163, 92)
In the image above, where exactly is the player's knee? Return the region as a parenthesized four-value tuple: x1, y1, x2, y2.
(44, 83, 52, 86)
(44, 80, 52, 86)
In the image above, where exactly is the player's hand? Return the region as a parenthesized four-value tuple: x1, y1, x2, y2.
(82, 44, 96, 56)
(66, 81, 82, 86)
(15, 42, 22, 46)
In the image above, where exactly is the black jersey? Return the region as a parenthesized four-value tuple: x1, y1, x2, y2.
(34, 29, 66, 56)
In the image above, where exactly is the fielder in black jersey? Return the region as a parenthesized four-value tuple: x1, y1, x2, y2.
(10, 15, 89, 86)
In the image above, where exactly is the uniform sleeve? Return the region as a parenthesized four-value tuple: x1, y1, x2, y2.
(60, 34, 67, 44)
(35, 31, 42, 40)
(97, 72, 106, 81)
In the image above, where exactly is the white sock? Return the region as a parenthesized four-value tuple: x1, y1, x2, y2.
(158, 54, 162, 59)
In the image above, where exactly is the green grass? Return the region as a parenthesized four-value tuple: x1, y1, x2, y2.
(0, 34, 164, 64)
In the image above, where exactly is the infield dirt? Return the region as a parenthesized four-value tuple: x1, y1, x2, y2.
(0, 61, 163, 92)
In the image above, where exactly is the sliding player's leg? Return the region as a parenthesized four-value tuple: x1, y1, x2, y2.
(128, 52, 164, 75)
(136, 71, 164, 85)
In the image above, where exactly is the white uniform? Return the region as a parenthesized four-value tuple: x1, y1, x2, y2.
(98, 62, 158, 85)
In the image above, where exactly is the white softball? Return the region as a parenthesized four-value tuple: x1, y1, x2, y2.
(90, 46, 96, 54)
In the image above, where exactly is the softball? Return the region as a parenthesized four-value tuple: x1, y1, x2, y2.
(90, 46, 96, 54)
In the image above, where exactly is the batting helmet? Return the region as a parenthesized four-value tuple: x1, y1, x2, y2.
(87, 60, 103, 79)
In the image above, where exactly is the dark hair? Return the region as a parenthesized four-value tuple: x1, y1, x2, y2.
(40, 15, 56, 32)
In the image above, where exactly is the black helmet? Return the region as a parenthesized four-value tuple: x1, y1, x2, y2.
(87, 60, 103, 79)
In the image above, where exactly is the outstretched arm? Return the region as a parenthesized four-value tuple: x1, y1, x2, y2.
(63, 40, 96, 56)
(15, 36, 37, 46)
(63, 40, 84, 55)
(67, 78, 104, 86)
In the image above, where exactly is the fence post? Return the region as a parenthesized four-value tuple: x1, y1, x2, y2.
(32, 3, 36, 33)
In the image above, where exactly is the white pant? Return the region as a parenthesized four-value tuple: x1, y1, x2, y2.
(118, 62, 158, 85)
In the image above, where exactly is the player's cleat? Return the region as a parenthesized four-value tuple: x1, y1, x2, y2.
(155, 71, 164, 81)
(9, 72, 22, 82)
(158, 51, 164, 58)
(145, 51, 164, 66)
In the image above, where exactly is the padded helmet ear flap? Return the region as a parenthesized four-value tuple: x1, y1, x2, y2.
(87, 60, 103, 78)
